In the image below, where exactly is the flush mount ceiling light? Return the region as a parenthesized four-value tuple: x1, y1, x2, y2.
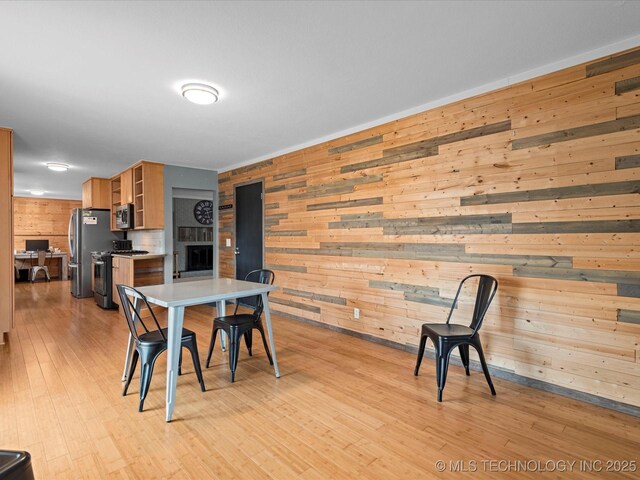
(30, 190, 45, 196)
(46, 162, 69, 172)
(181, 83, 219, 105)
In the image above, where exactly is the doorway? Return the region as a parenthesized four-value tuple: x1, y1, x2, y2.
(235, 181, 264, 283)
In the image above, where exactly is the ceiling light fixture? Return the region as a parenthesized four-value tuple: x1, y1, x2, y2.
(30, 190, 45, 196)
(181, 83, 219, 105)
(46, 162, 69, 172)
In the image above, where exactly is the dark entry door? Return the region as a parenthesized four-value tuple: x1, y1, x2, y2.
(235, 181, 263, 283)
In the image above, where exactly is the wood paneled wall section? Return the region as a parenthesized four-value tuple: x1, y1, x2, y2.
(218, 47, 640, 407)
(0, 128, 14, 341)
(13, 197, 82, 251)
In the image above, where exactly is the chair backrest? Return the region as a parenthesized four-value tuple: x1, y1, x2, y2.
(116, 284, 165, 342)
(37, 250, 46, 267)
(445, 274, 498, 334)
(233, 269, 275, 318)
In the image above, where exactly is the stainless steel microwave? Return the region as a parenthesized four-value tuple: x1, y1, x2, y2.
(115, 204, 134, 229)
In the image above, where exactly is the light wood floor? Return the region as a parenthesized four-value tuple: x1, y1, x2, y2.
(1, 281, 639, 479)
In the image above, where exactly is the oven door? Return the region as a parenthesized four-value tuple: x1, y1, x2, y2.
(93, 257, 108, 296)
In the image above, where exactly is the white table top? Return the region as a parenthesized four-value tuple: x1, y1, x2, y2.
(135, 278, 277, 308)
(15, 252, 68, 258)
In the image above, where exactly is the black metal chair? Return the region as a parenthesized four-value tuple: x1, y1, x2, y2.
(0, 450, 34, 480)
(117, 284, 205, 412)
(205, 269, 275, 382)
(414, 274, 498, 402)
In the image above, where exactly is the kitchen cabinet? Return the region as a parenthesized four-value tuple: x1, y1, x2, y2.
(112, 254, 165, 307)
(0, 128, 14, 342)
(110, 161, 164, 231)
(82, 177, 111, 209)
(110, 168, 133, 231)
(132, 161, 164, 230)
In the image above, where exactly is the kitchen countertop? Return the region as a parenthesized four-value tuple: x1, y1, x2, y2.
(111, 253, 166, 260)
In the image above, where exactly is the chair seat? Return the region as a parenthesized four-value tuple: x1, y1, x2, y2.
(214, 314, 257, 327)
(138, 327, 196, 344)
(421, 323, 474, 338)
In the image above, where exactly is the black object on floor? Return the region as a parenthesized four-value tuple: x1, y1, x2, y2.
(414, 274, 498, 402)
(0, 450, 34, 480)
(206, 269, 275, 382)
(117, 284, 206, 412)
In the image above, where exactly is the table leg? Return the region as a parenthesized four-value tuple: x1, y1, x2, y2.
(215, 300, 227, 351)
(261, 293, 280, 378)
(166, 305, 185, 422)
(121, 296, 141, 382)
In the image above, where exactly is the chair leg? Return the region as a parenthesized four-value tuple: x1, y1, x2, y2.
(244, 330, 253, 356)
(436, 347, 451, 402)
(256, 323, 273, 365)
(228, 338, 240, 383)
(459, 344, 470, 376)
(414, 334, 427, 376)
(473, 338, 496, 396)
(122, 349, 139, 396)
(205, 326, 219, 368)
(138, 352, 158, 412)
(178, 348, 183, 376)
(187, 339, 206, 392)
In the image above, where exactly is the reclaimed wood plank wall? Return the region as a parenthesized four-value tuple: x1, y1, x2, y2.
(14, 197, 81, 252)
(218, 47, 640, 407)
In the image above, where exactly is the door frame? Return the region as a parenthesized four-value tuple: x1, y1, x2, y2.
(233, 178, 265, 279)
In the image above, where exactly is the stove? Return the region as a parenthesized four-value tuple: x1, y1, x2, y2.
(92, 242, 149, 309)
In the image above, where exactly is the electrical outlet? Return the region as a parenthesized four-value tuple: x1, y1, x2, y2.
(354, 308, 360, 319)
(225, 238, 231, 247)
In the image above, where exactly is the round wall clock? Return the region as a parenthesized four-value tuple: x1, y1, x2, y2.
(193, 200, 214, 225)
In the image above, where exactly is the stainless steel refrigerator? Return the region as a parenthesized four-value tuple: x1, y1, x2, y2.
(69, 208, 123, 298)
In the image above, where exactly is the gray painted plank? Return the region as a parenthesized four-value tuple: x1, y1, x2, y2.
(268, 230, 307, 236)
(273, 169, 307, 181)
(269, 296, 321, 314)
(289, 175, 383, 200)
(340, 147, 438, 174)
(218, 176, 231, 184)
(461, 180, 640, 206)
(265, 264, 307, 273)
(330, 213, 512, 229)
(264, 202, 280, 210)
(618, 284, 640, 298)
(404, 292, 453, 308)
(265, 180, 307, 193)
(514, 266, 640, 285)
(307, 197, 383, 211)
(615, 76, 640, 95)
(385, 224, 512, 235)
(328, 135, 383, 155)
(586, 50, 640, 77)
(231, 159, 273, 175)
(617, 309, 640, 324)
(513, 220, 640, 234)
(340, 212, 384, 221)
(282, 288, 347, 305)
(615, 155, 640, 170)
(369, 280, 439, 297)
(512, 115, 640, 150)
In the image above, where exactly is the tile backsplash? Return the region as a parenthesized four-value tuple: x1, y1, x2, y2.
(128, 229, 165, 254)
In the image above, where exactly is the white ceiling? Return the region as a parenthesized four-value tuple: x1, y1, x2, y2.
(2, 1, 640, 200)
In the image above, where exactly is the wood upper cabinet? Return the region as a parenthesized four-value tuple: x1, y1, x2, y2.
(110, 168, 133, 231)
(110, 161, 163, 231)
(0, 128, 14, 342)
(132, 161, 164, 230)
(82, 177, 111, 209)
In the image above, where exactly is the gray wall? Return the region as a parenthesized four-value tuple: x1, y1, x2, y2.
(173, 197, 214, 272)
(163, 165, 218, 283)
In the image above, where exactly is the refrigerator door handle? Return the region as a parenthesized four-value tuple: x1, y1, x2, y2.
(68, 213, 74, 259)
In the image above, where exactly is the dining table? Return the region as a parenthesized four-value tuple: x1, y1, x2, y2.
(126, 277, 279, 422)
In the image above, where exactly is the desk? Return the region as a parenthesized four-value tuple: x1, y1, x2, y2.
(14, 252, 68, 279)
(132, 278, 279, 421)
